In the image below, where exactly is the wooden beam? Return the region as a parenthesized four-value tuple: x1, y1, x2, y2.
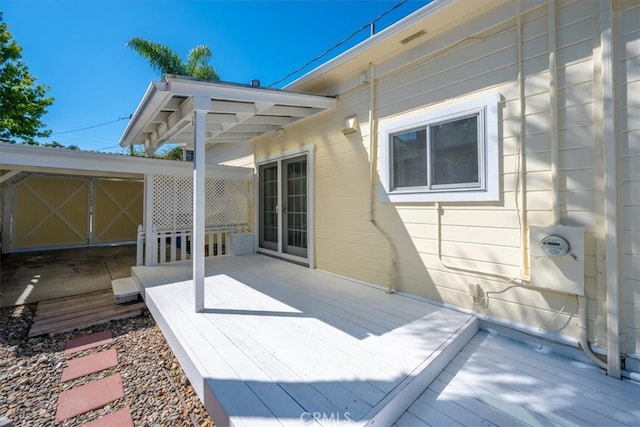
(0, 170, 20, 184)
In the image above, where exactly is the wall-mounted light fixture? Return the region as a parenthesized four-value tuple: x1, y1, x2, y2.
(342, 116, 359, 136)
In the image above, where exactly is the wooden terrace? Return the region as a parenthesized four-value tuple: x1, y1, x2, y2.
(131, 254, 477, 426)
(131, 254, 640, 427)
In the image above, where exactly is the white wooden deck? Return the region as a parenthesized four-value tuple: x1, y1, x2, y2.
(395, 330, 640, 427)
(131, 254, 478, 427)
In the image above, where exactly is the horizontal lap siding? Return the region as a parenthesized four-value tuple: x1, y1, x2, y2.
(253, 105, 390, 284)
(251, 1, 631, 349)
(621, 0, 640, 354)
(368, 0, 598, 341)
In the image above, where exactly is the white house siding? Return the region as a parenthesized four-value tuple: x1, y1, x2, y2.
(369, 1, 599, 344)
(620, 0, 640, 355)
(234, 0, 638, 355)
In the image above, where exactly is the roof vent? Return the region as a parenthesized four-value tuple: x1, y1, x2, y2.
(400, 30, 426, 45)
(250, 79, 261, 87)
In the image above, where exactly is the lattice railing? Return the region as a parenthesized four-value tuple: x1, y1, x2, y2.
(136, 224, 248, 265)
(152, 175, 249, 231)
(136, 174, 251, 265)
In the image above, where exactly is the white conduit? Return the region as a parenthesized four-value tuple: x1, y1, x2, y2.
(367, 62, 396, 294)
(578, 296, 607, 370)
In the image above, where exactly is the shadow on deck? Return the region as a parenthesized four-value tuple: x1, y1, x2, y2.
(131, 254, 477, 426)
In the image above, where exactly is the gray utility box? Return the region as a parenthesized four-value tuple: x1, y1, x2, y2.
(529, 225, 585, 296)
(229, 232, 255, 256)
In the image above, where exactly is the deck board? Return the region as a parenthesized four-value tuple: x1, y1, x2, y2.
(402, 331, 640, 427)
(133, 254, 476, 426)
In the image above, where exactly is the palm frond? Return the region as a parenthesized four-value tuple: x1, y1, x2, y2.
(126, 37, 186, 76)
(186, 45, 211, 74)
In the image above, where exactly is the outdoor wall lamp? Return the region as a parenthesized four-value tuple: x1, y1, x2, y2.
(342, 116, 359, 136)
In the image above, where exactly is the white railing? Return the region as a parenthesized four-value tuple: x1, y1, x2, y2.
(136, 224, 248, 266)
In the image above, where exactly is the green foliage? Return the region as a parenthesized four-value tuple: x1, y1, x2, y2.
(42, 141, 79, 150)
(0, 12, 54, 144)
(127, 37, 219, 81)
(123, 144, 183, 161)
(159, 146, 184, 161)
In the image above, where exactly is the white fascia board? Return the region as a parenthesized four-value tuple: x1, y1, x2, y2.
(0, 143, 253, 180)
(286, 0, 455, 90)
(286, 0, 545, 91)
(119, 81, 171, 147)
(167, 78, 336, 109)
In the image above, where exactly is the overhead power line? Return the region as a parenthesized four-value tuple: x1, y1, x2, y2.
(52, 114, 132, 135)
(267, 0, 408, 88)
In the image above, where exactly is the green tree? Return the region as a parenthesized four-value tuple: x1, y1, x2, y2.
(126, 37, 219, 81)
(0, 12, 54, 144)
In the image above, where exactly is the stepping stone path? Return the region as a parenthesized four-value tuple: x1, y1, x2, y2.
(54, 331, 134, 426)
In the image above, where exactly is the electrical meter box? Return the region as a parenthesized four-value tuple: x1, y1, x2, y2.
(529, 225, 585, 295)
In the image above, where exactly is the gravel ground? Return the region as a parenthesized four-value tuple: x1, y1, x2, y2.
(0, 304, 215, 426)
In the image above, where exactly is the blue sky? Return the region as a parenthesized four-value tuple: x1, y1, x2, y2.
(3, 0, 427, 153)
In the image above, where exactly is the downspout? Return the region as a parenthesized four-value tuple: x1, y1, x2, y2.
(515, 0, 529, 278)
(367, 62, 396, 294)
(546, 0, 608, 372)
(601, 0, 622, 379)
(548, 0, 560, 226)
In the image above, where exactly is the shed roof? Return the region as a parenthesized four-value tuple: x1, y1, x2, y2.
(118, 76, 336, 153)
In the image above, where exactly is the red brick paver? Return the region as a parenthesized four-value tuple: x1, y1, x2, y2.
(61, 348, 118, 382)
(81, 406, 134, 427)
(64, 331, 113, 355)
(55, 374, 124, 423)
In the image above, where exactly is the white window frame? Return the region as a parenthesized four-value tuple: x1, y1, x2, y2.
(379, 93, 502, 203)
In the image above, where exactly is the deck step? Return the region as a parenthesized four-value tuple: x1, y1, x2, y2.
(111, 277, 140, 304)
(29, 291, 145, 337)
(368, 316, 479, 426)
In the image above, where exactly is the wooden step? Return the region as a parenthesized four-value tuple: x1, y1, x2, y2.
(111, 277, 139, 304)
(29, 292, 145, 337)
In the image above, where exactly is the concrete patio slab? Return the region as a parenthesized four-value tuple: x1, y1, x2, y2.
(0, 246, 136, 308)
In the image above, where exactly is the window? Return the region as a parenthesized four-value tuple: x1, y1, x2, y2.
(379, 93, 501, 202)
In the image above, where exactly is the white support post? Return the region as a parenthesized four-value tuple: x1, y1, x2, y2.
(193, 98, 209, 312)
(136, 225, 144, 266)
(150, 224, 158, 265)
(144, 174, 155, 266)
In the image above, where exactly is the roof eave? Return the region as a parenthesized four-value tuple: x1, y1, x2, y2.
(284, 0, 455, 91)
(119, 81, 170, 147)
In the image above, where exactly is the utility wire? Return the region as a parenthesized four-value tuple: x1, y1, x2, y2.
(267, 0, 408, 88)
(52, 114, 132, 135)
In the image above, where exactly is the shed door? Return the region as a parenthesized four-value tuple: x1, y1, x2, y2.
(13, 176, 90, 250)
(10, 175, 143, 251)
(92, 179, 143, 244)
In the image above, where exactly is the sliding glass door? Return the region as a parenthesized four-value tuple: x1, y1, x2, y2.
(258, 155, 308, 259)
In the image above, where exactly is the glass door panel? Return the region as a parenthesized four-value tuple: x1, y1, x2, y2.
(283, 156, 307, 257)
(259, 162, 278, 251)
